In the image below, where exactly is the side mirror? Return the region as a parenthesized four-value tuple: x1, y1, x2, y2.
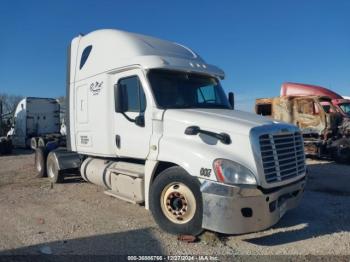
(228, 92, 234, 110)
(115, 84, 126, 113)
(135, 115, 145, 127)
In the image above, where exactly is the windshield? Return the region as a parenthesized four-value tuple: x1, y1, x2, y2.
(148, 69, 231, 109)
(320, 100, 336, 113)
(340, 103, 350, 116)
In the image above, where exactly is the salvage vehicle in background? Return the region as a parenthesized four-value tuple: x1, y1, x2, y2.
(7, 97, 65, 150)
(281, 82, 350, 118)
(342, 96, 350, 115)
(35, 29, 306, 236)
(256, 95, 350, 163)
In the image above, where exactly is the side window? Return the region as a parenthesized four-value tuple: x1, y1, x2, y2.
(80, 45, 92, 70)
(297, 100, 314, 114)
(256, 104, 272, 116)
(116, 76, 146, 113)
(321, 102, 332, 113)
(197, 85, 217, 103)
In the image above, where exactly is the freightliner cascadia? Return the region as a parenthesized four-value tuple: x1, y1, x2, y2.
(35, 29, 306, 235)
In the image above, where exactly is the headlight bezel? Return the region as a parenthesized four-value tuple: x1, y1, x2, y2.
(213, 158, 257, 186)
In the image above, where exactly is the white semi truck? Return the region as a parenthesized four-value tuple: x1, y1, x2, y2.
(7, 97, 65, 150)
(35, 29, 306, 235)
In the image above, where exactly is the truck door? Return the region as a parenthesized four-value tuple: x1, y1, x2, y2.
(293, 98, 324, 134)
(113, 69, 152, 159)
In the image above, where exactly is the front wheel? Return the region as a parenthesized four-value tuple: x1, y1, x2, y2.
(149, 166, 203, 236)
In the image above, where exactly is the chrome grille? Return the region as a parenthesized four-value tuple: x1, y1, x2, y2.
(259, 132, 305, 183)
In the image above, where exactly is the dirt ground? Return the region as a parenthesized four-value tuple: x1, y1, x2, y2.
(0, 150, 350, 257)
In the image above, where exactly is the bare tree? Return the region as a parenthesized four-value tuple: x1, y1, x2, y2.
(0, 93, 23, 114)
(0, 93, 23, 136)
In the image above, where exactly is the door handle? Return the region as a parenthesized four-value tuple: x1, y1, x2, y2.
(115, 135, 121, 148)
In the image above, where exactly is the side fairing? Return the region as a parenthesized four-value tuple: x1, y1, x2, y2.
(12, 99, 27, 147)
(70, 73, 115, 157)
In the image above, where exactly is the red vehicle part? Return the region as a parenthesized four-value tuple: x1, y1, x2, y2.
(280, 82, 343, 99)
(280, 82, 350, 117)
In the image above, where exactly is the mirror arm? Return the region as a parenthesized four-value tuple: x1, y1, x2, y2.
(121, 112, 135, 123)
(228, 92, 235, 110)
(120, 112, 145, 127)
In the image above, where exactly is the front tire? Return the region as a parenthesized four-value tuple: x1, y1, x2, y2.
(149, 166, 203, 236)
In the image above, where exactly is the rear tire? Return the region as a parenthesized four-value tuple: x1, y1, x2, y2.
(35, 147, 47, 177)
(47, 152, 64, 183)
(38, 137, 46, 148)
(5, 139, 12, 154)
(31, 138, 38, 150)
(0, 138, 11, 155)
(0, 142, 5, 155)
(149, 166, 203, 236)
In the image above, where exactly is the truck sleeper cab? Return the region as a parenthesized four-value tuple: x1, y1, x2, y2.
(36, 29, 306, 235)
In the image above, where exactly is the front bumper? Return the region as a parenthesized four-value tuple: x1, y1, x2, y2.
(201, 177, 306, 234)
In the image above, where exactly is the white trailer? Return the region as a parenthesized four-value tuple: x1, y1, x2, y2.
(35, 29, 307, 235)
(8, 97, 65, 149)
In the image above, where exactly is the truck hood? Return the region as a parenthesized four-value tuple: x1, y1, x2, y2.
(163, 108, 276, 136)
(159, 108, 302, 189)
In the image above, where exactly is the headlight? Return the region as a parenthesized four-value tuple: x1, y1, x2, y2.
(213, 159, 257, 185)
